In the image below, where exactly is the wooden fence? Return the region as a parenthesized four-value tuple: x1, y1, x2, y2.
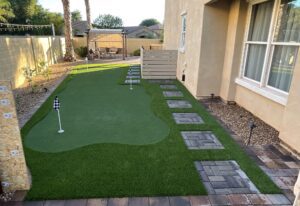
(141, 48, 178, 79)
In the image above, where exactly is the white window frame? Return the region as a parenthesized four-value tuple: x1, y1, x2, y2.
(179, 12, 187, 52)
(236, 0, 300, 105)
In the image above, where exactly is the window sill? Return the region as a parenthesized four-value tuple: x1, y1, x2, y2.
(235, 78, 288, 106)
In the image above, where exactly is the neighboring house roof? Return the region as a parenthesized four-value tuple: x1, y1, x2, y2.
(148, 24, 163, 31)
(72, 21, 89, 36)
(89, 29, 123, 34)
(123, 26, 161, 38)
(123, 26, 144, 34)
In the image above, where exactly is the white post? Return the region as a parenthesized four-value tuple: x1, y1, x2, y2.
(51, 23, 55, 37)
(57, 109, 64, 133)
(85, 57, 88, 70)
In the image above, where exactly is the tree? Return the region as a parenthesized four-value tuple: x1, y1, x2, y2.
(139, 18, 160, 27)
(84, 0, 91, 28)
(93, 14, 123, 29)
(84, 0, 91, 52)
(71, 10, 82, 22)
(31, 5, 64, 35)
(0, 0, 15, 22)
(9, 0, 37, 23)
(61, 0, 75, 61)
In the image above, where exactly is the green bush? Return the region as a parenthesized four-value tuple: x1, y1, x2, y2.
(133, 49, 140, 56)
(75, 46, 88, 58)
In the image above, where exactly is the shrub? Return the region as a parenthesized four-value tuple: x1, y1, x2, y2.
(22, 66, 38, 93)
(133, 49, 140, 56)
(75, 46, 88, 58)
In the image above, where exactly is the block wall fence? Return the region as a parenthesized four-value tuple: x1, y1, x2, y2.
(0, 36, 65, 88)
(73, 37, 162, 55)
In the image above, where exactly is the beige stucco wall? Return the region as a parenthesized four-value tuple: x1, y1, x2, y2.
(220, 0, 248, 102)
(196, 0, 230, 98)
(0, 36, 65, 88)
(163, 0, 300, 154)
(235, 85, 285, 130)
(163, 0, 232, 97)
(164, 0, 205, 97)
(163, 0, 180, 50)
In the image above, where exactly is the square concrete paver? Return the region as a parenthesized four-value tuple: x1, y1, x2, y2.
(266, 194, 291, 205)
(127, 75, 141, 79)
(189, 196, 210, 206)
(148, 80, 174, 84)
(64, 199, 87, 206)
(163, 91, 183, 97)
(208, 195, 230, 205)
(24, 201, 45, 206)
(181, 131, 224, 150)
(128, 197, 149, 206)
(173, 113, 204, 124)
(246, 194, 272, 205)
(227, 194, 251, 205)
(167, 100, 192, 108)
(125, 79, 140, 84)
(149, 197, 170, 206)
(128, 72, 140, 75)
(169, 196, 190, 206)
(195, 161, 260, 195)
(160, 85, 178, 90)
(108, 198, 128, 206)
(87, 199, 107, 206)
(44, 200, 65, 206)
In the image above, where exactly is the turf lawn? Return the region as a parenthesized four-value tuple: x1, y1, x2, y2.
(22, 63, 281, 200)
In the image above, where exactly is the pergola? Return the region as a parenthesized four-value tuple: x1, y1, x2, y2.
(88, 29, 127, 60)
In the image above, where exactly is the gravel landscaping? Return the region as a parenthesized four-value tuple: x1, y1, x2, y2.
(13, 62, 71, 127)
(201, 99, 280, 146)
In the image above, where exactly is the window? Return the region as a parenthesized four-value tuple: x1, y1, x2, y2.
(241, 0, 300, 93)
(180, 14, 187, 50)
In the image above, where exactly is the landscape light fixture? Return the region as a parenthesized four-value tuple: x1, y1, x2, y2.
(246, 120, 257, 146)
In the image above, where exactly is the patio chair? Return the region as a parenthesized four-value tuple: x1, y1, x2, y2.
(108, 47, 118, 58)
(99, 48, 107, 59)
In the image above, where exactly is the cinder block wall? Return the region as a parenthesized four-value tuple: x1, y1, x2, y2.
(73, 37, 162, 55)
(0, 36, 65, 88)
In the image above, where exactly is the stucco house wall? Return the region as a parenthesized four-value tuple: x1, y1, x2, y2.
(163, 0, 300, 154)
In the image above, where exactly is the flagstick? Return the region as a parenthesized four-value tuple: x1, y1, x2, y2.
(57, 109, 64, 133)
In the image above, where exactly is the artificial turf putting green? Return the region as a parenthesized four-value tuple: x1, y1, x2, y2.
(22, 63, 281, 200)
(25, 66, 169, 153)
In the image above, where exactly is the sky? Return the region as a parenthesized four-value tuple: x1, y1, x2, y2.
(38, 0, 165, 26)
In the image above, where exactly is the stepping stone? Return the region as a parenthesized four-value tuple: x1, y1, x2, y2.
(163, 91, 183, 97)
(129, 69, 140, 72)
(124, 79, 140, 84)
(128, 72, 140, 75)
(181, 131, 224, 149)
(167, 100, 192, 108)
(173, 113, 204, 124)
(195, 161, 260, 195)
(127, 75, 140, 79)
(130, 66, 140, 69)
(160, 85, 177, 90)
(148, 80, 174, 84)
